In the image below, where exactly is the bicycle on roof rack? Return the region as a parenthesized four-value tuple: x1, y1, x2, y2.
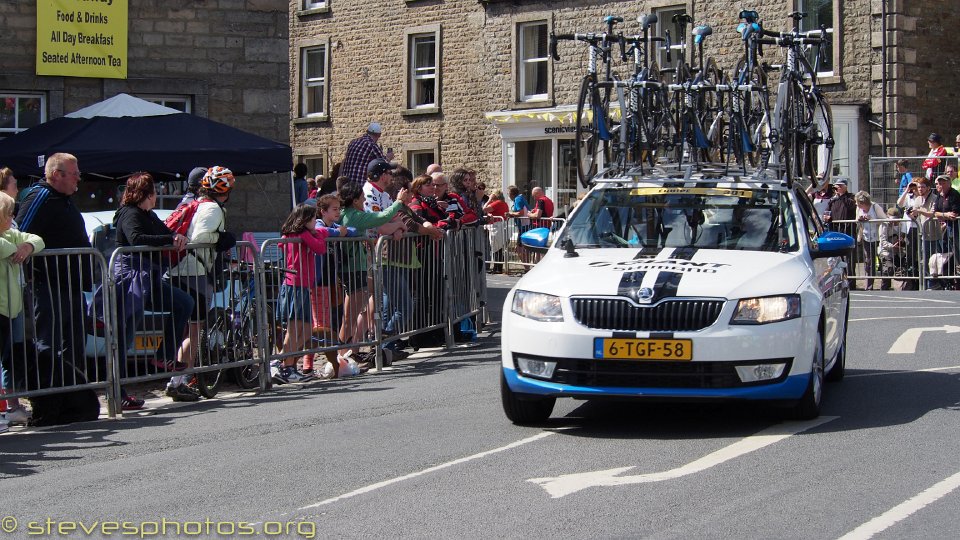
(550, 15, 628, 187)
(621, 13, 673, 170)
(761, 11, 835, 189)
(662, 13, 724, 167)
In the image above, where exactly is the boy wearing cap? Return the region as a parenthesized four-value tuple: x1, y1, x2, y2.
(343, 122, 390, 187)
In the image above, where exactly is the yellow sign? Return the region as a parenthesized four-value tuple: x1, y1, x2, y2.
(630, 187, 753, 198)
(36, 0, 128, 79)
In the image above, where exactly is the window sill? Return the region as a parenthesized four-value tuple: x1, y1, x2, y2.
(816, 75, 842, 86)
(512, 98, 553, 110)
(401, 107, 440, 117)
(293, 115, 329, 125)
(297, 6, 330, 17)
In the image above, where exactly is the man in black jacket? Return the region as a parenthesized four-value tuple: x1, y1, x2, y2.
(16, 153, 92, 387)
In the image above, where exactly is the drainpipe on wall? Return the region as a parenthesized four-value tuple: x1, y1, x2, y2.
(881, 0, 888, 157)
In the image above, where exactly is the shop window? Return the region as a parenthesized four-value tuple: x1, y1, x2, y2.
(0, 93, 45, 137)
(518, 21, 549, 102)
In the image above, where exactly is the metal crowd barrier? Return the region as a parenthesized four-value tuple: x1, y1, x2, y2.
(1, 248, 116, 415)
(372, 230, 451, 370)
(3, 229, 492, 421)
(106, 241, 268, 405)
(868, 155, 960, 209)
(492, 217, 566, 273)
(830, 217, 943, 290)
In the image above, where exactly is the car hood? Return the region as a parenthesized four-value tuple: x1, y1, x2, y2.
(517, 247, 811, 300)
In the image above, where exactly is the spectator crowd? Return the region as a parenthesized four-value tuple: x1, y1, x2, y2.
(0, 121, 556, 432)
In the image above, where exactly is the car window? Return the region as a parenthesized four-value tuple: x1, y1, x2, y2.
(559, 186, 799, 252)
(794, 188, 822, 245)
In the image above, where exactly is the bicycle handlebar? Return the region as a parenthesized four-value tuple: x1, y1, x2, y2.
(549, 30, 626, 62)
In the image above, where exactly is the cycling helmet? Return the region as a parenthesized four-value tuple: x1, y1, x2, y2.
(201, 166, 235, 194)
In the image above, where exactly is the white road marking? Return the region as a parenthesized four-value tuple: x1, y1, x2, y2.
(298, 431, 556, 509)
(837, 470, 960, 540)
(852, 295, 955, 304)
(887, 325, 960, 354)
(528, 416, 837, 498)
(851, 313, 960, 323)
(846, 364, 960, 378)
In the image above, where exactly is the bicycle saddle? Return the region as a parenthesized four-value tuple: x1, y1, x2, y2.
(739, 10, 759, 23)
(788, 11, 807, 21)
(604, 15, 624, 25)
(692, 25, 712, 37)
(737, 21, 761, 39)
(672, 13, 694, 25)
(638, 13, 658, 31)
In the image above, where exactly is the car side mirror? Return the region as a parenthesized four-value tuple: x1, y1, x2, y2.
(812, 231, 855, 258)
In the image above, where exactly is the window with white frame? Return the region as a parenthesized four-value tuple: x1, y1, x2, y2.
(518, 21, 549, 102)
(303, 0, 326, 9)
(0, 93, 45, 136)
(655, 6, 688, 74)
(407, 150, 435, 176)
(408, 32, 438, 109)
(138, 95, 191, 113)
(796, 0, 836, 76)
(301, 45, 328, 117)
(303, 155, 326, 179)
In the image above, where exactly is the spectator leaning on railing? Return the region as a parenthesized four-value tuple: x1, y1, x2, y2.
(854, 191, 888, 290)
(0, 191, 44, 427)
(905, 176, 943, 288)
(16, 153, 92, 388)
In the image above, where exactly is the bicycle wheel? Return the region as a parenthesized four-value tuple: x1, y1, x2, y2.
(700, 58, 724, 163)
(233, 314, 261, 390)
(195, 308, 229, 399)
(575, 74, 607, 185)
(671, 63, 693, 164)
(233, 313, 262, 389)
(740, 62, 771, 168)
(609, 74, 628, 172)
(637, 63, 667, 166)
(777, 78, 806, 183)
(809, 89, 834, 188)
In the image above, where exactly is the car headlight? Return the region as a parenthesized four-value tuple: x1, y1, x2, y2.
(730, 295, 801, 325)
(511, 290, 563, 322)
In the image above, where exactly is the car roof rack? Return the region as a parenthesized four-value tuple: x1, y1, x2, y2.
(591, 161, 791, 188)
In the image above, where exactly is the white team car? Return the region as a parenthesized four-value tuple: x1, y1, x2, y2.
(500, 167, 854, 424)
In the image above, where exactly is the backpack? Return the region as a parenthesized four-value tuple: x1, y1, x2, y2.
(163, 200, 212, 265)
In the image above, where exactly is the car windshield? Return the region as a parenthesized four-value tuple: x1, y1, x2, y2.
(559, 186, 799, 252)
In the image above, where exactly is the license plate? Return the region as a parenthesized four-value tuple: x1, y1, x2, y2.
(134, 334, 163, 352)
(594, 338, 693, 360)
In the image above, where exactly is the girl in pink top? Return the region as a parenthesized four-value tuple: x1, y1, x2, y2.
(274, 205, 330, 383)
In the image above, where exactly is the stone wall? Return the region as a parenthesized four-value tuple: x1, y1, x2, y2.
(290, 0, 956, 194)
(0, 0, 291, 233)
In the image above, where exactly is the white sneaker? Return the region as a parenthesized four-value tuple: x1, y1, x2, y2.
(4, 407, 30, 425)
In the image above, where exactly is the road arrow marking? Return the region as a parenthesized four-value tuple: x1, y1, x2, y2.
(528, 416, 838, 498)
(887, 325, 960, 354)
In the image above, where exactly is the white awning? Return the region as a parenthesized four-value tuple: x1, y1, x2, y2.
(66, 93, 182, 119)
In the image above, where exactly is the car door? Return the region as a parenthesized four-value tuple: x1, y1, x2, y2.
(795, 189, 842, 359)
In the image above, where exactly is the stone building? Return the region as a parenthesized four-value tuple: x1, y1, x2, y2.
(0, 0, 292, 231)
(290, 0, 959, 215)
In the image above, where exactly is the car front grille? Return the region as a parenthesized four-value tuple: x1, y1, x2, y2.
(570, 298, 725, 332)
(548, 358, 793, 389)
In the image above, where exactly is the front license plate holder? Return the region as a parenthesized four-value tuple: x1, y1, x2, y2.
(593, 338, 693, 360)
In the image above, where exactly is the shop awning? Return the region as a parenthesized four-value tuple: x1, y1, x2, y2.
(484, 104, 621, 126)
